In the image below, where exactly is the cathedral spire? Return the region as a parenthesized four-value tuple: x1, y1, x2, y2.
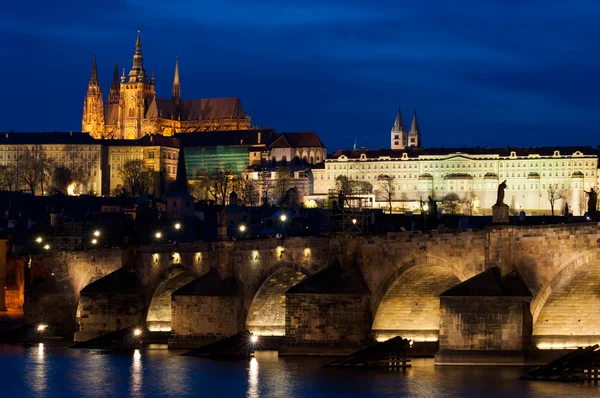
(89, 54, 100, 86)
(409, 110, 420, 136)
(128, 29, 147, 83)
(172, 56, 181, 102)
(393, 106, 405, 132)
(108, 59, 120, 104)
(390, 106, 406, 150)
(407, 109, 421, 148)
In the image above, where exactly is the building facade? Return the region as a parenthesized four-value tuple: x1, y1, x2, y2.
(82, 31, 251, 140)
(313, 147, 598, 215)
(105, 135, 180, 196)
(267, 132, 327, 166)
(0, 132, 179, 197)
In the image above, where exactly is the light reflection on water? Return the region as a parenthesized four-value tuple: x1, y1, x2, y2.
(1, 344, 600, 397)
(131, 349, 143, 396)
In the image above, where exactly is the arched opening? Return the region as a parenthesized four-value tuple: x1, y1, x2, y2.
(372, 264, 460, 342)
(281, 156, 287, 166)
(246, 268, 308, 336)
(75, 271, 105, 326)
(533, 259, 600, 349)
(146, 269, 196, 332)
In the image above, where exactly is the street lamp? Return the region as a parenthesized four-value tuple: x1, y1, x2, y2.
(174, 223, 181, 230)
(35, 237, 43, 244)
(155, 232, 162, 239)
(133, 328, 142, 337)
(43, 244, 50, 250)
(239, 225, 246, 233)
(93, 230, 100, 237)
(250, 334, 259, 344)
(352, 218, 357, 225)
(91, 238, 98, 245)
(280, 214, 287, 222)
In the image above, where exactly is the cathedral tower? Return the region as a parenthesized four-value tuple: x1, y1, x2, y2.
(107, 59, 120, 104)
(172, 56, 181, 103)
(407, 110, 421, 148)
(81, 55, 105, 138)
(120, 29, 156, 139)
(390, 107, 406, 150)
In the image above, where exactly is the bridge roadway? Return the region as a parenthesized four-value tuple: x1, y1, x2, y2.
(22, 222, 600, 362)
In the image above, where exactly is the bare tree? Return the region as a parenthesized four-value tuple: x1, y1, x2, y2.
(463, 191, 477, 216)
(206, 166, 236, 205)
(0, 164, 18, 191)
(375, 176, 395, 214)
(20, 148, 44, 196)
(335, 175, 354, 195)
(237, 177, 259, 206)
(579, 189, 586, 216)
(120, 159, 154, 197)
(274, 167, 293, 204)
(442, 192, 461, 215)
(547, 183, 563, 216)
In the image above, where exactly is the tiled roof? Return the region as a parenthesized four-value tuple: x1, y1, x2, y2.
(146, 97, 248, 122)
(175, 129, 274, 148)
(268, 132, 325, 149)
(0, 132, 98, 145)
(330, 146, 598, 159)
(105, 134, 180, 148)
(147, 97, 178, 119)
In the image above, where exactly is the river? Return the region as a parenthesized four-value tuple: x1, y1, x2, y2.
(0, 344, 598, 397)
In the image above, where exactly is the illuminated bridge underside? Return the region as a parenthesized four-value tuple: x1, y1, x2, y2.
(246, 269, 307, 336)
(146, 270, 196, 332)
(534, 261, 600, 349)
(372, 265, 460, 342)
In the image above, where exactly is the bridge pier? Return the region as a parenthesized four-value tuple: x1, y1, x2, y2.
(169, 268, 244, 348)
(435, 268, 532, 365)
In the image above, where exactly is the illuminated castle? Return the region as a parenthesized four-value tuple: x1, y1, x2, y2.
(82, 30, 251, 140)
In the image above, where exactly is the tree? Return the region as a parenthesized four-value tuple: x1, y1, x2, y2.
(0, 164, 18, 192)
(335, 175, 353, 195)
(547, 183, 563, 216)
(237, 177, 259, 206)
(274, 168, 293, 205)
(463, 191, 477, 216)
(205, 166, 236, 205)
(120, 159, 154, 197)
(442, 192, 461, 215)
(375, 176, 395, 214)
(20, 148, 44, 196)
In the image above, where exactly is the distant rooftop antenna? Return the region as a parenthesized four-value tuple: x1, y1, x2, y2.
(353, 138, 357, 150)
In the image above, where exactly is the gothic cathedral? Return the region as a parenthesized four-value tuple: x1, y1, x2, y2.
(82, 30, 252, 139)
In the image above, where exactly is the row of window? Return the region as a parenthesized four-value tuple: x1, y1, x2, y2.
(328, 160, 596, 171)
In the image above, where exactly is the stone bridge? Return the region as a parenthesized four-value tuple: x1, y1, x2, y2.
(23, 223, 600, 359)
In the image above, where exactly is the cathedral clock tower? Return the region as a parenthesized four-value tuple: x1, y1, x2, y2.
(119, 29, 155, 139)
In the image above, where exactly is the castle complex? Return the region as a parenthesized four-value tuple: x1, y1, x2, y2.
(82, 31, 251, 140)
(311, 109, 599, 215)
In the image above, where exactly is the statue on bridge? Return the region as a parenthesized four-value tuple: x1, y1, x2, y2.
(496, 180, 507, 205)
(492, 180, 509, 224)
(585, 188, 597, 221)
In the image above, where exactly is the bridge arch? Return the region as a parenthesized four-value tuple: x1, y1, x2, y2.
(532, 249, 600, 348)
(371, 255, 465, 342)
(245, 263, 311, 336)
(146, 268, 196, 332)
(75, 269, 108, 326)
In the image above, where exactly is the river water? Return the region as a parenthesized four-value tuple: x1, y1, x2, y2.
(1, 344, 598, 397)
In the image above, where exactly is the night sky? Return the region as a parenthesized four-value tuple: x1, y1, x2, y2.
(1, 1, 599, 151)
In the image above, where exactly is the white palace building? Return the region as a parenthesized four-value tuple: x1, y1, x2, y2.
(311, 109, 598, 215)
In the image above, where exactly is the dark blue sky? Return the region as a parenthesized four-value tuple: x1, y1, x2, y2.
(1, 1, 600, 151)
